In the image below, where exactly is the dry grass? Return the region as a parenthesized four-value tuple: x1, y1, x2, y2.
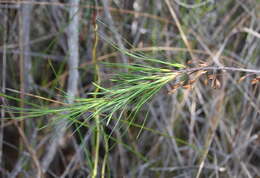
(0, 0, 260, 178)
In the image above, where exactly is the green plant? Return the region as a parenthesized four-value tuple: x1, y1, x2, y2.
(1, 26, 260, 177)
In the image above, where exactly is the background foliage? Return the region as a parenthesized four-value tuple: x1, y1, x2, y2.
(0, 0, 260, 177)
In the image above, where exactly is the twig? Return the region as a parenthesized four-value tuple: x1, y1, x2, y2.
(176, 66, 260, 74)
(41, 0, 80, 173)
(60, 132, 92, 178)
(0, 1, 172, 25)
(20, 2, 34, 91)
(241, 27, 260, 39)
(0, 4, 8, 169)
(196, 92, 224, 178)
(174, 0, 213, 9)
(2, 98, 43, 178)
(0, 49, 65, 62)
(164, 0, 196, 60)
(15, 123, 42, 178)
(101, 0, 128, 66)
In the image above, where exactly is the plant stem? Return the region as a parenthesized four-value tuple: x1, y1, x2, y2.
(92, 21, 101, 178)
(176, 66, 260, 74)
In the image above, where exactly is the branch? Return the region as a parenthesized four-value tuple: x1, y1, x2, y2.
(41, 0, 80, 173)
(177, 66, 260, 74)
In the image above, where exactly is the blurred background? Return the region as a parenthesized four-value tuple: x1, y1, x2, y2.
(0, 0, 260, 177)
